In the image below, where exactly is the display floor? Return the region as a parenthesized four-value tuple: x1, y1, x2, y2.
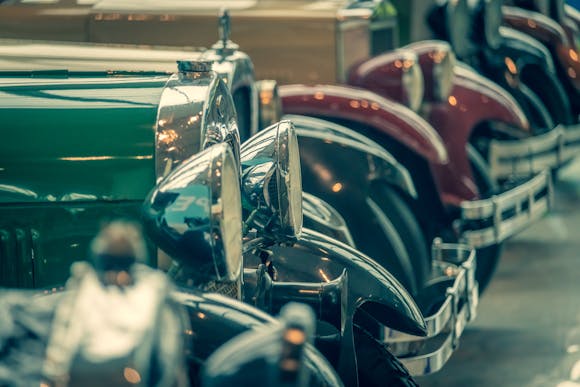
(418, 159, 580, 387)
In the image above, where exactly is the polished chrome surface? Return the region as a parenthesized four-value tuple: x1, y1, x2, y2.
(204, 12, 258, 138)
(240, 120, 303, 239)
(155, 68, 240, 180)
(460, 170, 553, 248)
(144, 143, 242, 285)
(383, 240, 478, 375)
(488, 124, 580, 180)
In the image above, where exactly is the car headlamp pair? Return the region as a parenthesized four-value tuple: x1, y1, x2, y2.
(144, 121, 303, 287)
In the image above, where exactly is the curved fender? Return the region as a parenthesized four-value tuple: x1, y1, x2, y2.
(422, 63, 531, 205)
(173, 289, 275, 362)
(302, 192, 356, 248)
(244, 228, 426, 337)
(280, 84, 486, 206)
(503, 6, 571, 48)
(287, 114, 417, 200)
(497, 26, 556, 71)
(496, 27, 572, 125)
(502, 6, 580, 92)
(279, 84, 448, 165)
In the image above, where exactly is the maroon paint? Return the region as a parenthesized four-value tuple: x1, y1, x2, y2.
(279, 83, 487, 206)
(343, 40, 531, 206)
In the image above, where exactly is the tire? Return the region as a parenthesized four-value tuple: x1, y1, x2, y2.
(353, 324, 418, 387)
(368, 183, 431, 296)
(467, 144, 503, 293)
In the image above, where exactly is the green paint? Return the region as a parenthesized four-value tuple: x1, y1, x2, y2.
(0, 73, 169, 288)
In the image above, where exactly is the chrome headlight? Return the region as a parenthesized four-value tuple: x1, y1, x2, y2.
(240, 120, 303, 239)
(401, 53, 425, 112)
(432, 47, 457, 101)
(143, 142, 242, 285)
(156, 61, 241, 180)
(484, 0, 503, 50)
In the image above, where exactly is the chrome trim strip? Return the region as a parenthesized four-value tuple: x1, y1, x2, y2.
(460, 170, 552, 248)
(383, 241, 478, 375)
(488, 124, 580, 180)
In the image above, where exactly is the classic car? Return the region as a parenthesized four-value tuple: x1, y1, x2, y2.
(0, 7, 492, 373)
(0, 0, 555, 290)
(0, 61, 432, 385)
(427, 0, 580, 177)
(0, 37, 485, 380)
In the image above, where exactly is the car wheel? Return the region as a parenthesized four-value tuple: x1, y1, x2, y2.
(467, 143, 503, 293)
(353, 324, 418, 387)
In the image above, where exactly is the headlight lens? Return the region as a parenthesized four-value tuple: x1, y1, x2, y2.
(280, 121, 303, 237)
(241, 120, 303, 239)
(401, 57, 424, 112)
(218, 148, 243, 280)
(142, 142, 242, 284)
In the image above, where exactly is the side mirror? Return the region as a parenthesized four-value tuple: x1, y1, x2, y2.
(143, 143, 242, 286)
(240, 120, 303, 240)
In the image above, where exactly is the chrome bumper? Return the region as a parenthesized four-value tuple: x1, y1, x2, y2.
(460, 170, 552, 248)
(488, 124, 580, 180)
(383, 241, 477, 375)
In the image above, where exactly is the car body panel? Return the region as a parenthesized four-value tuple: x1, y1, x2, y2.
(0, 67, 234, 289)
(0, 74, 164, 202)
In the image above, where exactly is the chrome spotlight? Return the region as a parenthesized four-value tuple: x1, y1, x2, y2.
(143, 142, 242, 285)
(240, 120, 303, 239)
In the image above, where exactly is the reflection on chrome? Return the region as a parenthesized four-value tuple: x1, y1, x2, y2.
(383, 240, 478, 376)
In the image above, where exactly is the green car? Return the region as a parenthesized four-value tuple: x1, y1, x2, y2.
(0, 60, 240, 288)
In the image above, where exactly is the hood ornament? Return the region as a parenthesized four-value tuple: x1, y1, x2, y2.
(213, 8, 239, 56)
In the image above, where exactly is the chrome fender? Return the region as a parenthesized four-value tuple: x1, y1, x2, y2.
(244, 228, 426, 336)
(243, 228, 425, 386)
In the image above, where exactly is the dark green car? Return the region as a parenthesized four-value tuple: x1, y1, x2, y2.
(0, 63, 240, 289)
